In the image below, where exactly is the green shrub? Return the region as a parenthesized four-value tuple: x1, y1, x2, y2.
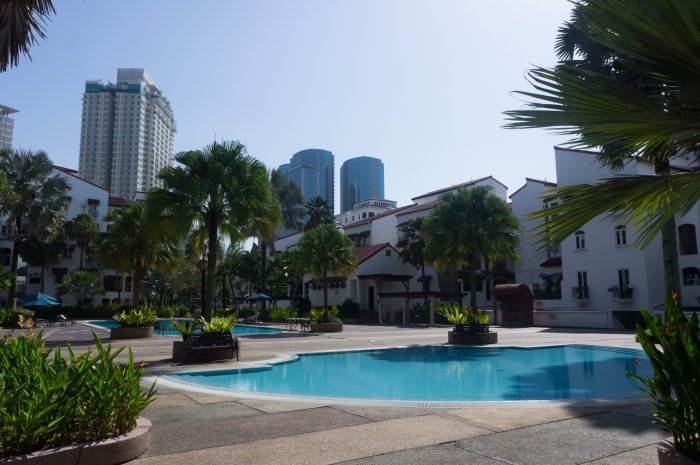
(630, 293, 700, 461)
(214, 307, 239, 318)
(339, 299, 360, 319)
(0, 332, 155, 457)
(200, 314, 237, 333)
(466, 308, 491, 325)
(310, 306, 341, 323)
(268, 307, 294, 321)
(437, 304, 467, 325)
(155, 306, 176, 318)
(112, 308, 157, 327)
(170, 319, 201, 341)
(0, 309, 32, 328)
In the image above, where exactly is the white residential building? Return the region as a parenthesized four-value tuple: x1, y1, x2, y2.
(78, 68, 176, 200)
(0, 104, 18, 150)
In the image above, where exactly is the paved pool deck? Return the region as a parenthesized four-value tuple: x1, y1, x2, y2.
(33, 323, 665, 464)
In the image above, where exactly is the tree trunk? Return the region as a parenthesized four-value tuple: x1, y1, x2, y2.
(79, 246, 84, 271)
(469, 263, 478, 309)
(221, 275, 227, 310)
(260, 241, 268, 312)
(41, 263, 46, 293)
(132, 267, 143, 308)
(7, 216, 22, 306)
(323, 270, 328, 309)
(656, 161, 681, 299)
(205, 215, 218, 321)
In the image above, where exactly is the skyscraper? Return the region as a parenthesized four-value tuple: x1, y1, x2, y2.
(0, 104, 18, 150)
(340, 156, 384, 213)
(78, 68, 176, 200)
(281, 149, 334, 213)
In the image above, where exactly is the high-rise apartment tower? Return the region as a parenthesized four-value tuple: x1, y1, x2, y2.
(0, 104, 18, 150)
(78, 69, 176, 200)
(340, 156, 384, 213)
(281, 149, 335, 213)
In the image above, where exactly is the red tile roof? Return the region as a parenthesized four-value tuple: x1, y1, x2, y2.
(108, 196, 129, 207)
(352, 243, 392, 264)
(395, 199, 440, 217)
(509, 177, 558, 199)
(53, 165, 110, 193)
(411, 176, 507, 201)
(342, 204, 415, 228)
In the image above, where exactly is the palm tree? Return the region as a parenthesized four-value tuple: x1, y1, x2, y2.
(18, 225, 66, 293)
(304, 196, 334, 231)
(396, 217, 429, 294)
(0, 148, 69, 304)
(297, 224, 358, 309)
(0, 0, 55, 72)
(149, 141, 276, 320)
(57, 271, 103, 305)
(504, 0, 700, 294)
(424, 186, 520, 309)
(0, 171, 16, 212)
(97, 201, 180, 307)
(65, 212, 99, 271)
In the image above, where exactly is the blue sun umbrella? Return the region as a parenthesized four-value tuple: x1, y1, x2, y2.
(247, 293, 272, 302)
(19, 292, 61, 309)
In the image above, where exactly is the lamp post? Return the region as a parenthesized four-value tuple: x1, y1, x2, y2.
(197, 259, 207, 316)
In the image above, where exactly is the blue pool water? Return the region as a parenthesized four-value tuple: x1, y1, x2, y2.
(87, 319, 284, 336)
(168, 345, 650, 402)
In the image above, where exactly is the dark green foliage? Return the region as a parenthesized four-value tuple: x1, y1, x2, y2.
(112, 308, 157, 327)
(310, 305, 341, 323)
(267, 307, 295, 322)
(0, 332, 155, 456)
(339, 299, 360, 320)
(630, 293, 699, 460)
(0, 309, 32, 327)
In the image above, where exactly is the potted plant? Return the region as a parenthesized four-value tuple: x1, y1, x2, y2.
(110, 308, 157, 339)
(437, 304, 467, 333)
(171, 318, 203, 361)
(467, 308, 491, 334)
(310, 306, 343, 332)
(631, 292, 699, 464)
(199, 314, 237, 334)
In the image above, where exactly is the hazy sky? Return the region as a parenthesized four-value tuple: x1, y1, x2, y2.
(1, 1, 574, 212)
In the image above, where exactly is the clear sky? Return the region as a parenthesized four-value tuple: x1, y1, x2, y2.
(1, 0, 573, 212)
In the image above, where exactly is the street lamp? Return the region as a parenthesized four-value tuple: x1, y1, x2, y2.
(197, 259, 207, 315)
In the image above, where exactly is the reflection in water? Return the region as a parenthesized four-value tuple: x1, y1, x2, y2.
(173, 345, 651, 402)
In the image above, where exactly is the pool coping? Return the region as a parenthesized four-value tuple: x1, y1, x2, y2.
(144, 343, 649, 408)
(81, 320, 288, 336)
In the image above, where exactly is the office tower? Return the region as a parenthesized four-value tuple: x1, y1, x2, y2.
(281, 149, 335, 213)
(78, 68, 176, 200)
(0, 104, 18, 150)
(340, 156, 384, 213)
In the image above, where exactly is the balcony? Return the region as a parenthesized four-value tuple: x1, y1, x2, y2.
(608, 286, 634, 302)
(571, 286, 590, 305)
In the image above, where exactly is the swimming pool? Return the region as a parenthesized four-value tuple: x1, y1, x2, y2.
(163, 345, 650, 403)
(86, 319, 284, 336)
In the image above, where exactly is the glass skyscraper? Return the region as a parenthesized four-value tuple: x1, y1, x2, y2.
(340, 156, 384, 213)
(281, 149, 334, 213)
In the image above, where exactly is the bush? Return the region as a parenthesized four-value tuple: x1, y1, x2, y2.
(294, 296, 312, 314)
(268, 307, 294, 322)
(631, 293, 700, 461)
(200, 315, 236, 333)
(214, 307, 239, 318)
(310, 305, 341, 323)
(0, 309, 33, 328)
(339, 299, 359, 320)
(155, 306, 176, 318)
(113, 308, 157, 327)
(0, 331, 155, 457)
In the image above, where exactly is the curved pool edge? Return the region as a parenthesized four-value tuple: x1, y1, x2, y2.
(144, 343, 649, 408)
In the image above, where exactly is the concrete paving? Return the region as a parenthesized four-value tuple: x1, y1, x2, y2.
(24, 322, 666, 464)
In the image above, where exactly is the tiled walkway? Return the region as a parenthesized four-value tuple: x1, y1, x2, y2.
(36, 323, 665, 464)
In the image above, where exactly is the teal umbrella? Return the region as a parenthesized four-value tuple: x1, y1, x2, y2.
(19, 292, 61, 309)
(247, 293, 272, 302)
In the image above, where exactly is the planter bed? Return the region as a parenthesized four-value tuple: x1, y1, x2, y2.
(448, 330, 498, 345)
(658, 438, 700, 465)
(0, 417, 151, 465)
(310, 322, 343, 333)
(109, 326, 154, 339)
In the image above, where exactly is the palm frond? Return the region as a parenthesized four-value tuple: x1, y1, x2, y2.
(0, 0, 55, 72)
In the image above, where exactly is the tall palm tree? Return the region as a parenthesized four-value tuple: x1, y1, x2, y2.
(424, 186, 520, 309)
(65, 212, 99, 271)
(304, 196, 334, 231)
(149, 141, 276, 320)
(97, 201, 180, 307)
(0, 0, 55, 72)
(0, 171, 16, 212)
(18, 224, 66, 293)
(0, 148, 69, 304)
(57, 270, 103, 305)
(297, 224, 358, 309)
(504, 0, 700, 295)
(396, 217, 429, 294)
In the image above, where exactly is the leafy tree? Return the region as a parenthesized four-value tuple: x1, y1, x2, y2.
(424, 186, 520, 309)
(304, 196, 334, 231)
(149, 141, 277, 320)
(58, 271, 103, 305)
(65, 212, 99, 271)
(396, 217, 429, 294)
(0, 171, 16, 213)
(504, 0, 700, 294)
(297, 224, 357, 309)
(0, 148, 69, 304)
(0, 0, 55, 72)
(18, 224, 66, 293)
(97, 201, 180, 307)
(271, 169, 304, 233)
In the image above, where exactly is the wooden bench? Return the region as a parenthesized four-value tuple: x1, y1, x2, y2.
(186, 332, 239, 362)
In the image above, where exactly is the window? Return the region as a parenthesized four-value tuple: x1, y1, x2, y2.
(678, 224, 698, 255)
(617, 268, 632, 298)
(29, 276, 40, 285)
(683, 267, 700, 286)
(615, 226, 627, 246)
(385, 249, 391, 257)
(575, 231, 586, 250)
(573, 271, 589, 299)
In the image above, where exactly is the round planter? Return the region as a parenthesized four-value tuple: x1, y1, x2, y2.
(454, 324, 465, 334)
(658, 438, 700, 465)
(1, 417, 151, 465)
(109, 326, 154, 339)
(448, 330, 498, 345)
(172, 340, 188, 362)
(310, 322, 344, 333)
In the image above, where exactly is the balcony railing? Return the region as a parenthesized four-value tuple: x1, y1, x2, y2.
(571, 286, 590, 300)
(609, 286, 634, 300)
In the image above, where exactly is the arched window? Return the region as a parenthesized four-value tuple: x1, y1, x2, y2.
(683, 267, 700, 286)
(678, 224, 698, 255)
(575, 231, 586, 250)
(615, 225, 627, 246)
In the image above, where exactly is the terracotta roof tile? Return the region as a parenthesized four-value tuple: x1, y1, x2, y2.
(352, 243, 391, 264)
